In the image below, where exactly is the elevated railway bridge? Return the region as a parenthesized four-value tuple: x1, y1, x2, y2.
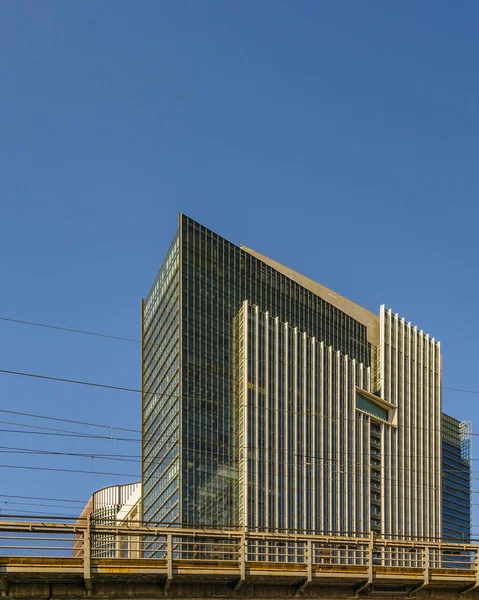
(0, 519, 478, 599)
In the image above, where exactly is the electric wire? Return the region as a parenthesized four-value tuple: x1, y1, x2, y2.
(0, 447, 140, 463)
(0, 418, 137, 438)
(0, 407, 476, 487)
(0, 458, 474, 499)
(0, 367, 476, 444)
(2, 366, 479, 409)
(0, 444, 138, 458)
(0, 316, 140, 343)
(0, 419, 476, 478)
(0, 428, 139, 442)
(0, 494, 88, 504)
(0, 464, 138, 477)
(0, 408, 139, 433)
(2, 315, 479, 397)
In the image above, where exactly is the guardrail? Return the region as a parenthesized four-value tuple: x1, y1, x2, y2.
(0, 520, 478, 596)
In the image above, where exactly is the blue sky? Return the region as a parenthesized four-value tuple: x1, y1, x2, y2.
(0, 1, 478, 528)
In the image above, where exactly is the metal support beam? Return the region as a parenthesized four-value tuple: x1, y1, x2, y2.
(295, 539, 313, 596)
(0, 577, 8, 598)
(83, 516, 92, 596)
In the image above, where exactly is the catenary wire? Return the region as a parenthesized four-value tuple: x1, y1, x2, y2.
(0, 401, 471, 479)
(0, 427, 475, 471)
(0, 510, 82, 519)
(0, 438, 472, 480)
(2, 366, 479, 408)
(0, 464, 138, 477)
(0, 368, 477, 444)
(0, 418, 138, 438)
(0, 316, 140, 343)
(0, 408, 139, 433)
(0, 444, 139, 458)
(0, 412, 474, 482)
(0, 447, 140, 463)
(2, 315, 479, 397)
(0, 419, 476, 477)
(0, 454, 461, 492)
(0, 493, 88, 504)
(0, 457, 476, 496)
(0, 418, 471, 479)
(0, 368, 476, 509)
(0, 374, 475, 486)
(0, 413, 472, 475)
(0, 409, 475, 484)
(0, 427, 139, 442)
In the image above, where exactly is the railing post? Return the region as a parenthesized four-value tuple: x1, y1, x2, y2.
(233, 528, 246, 591)
(423, 546, 430, 586)
(459, 548, 479, 595)
(409, 546, 430, 595)
(354, 532, 374, 597)
(306, 539, 313, 583)
(294, 538, 313, 596)
(83, 515, 92, 595)
(368, 531, 374, 582)
(164, 533, 173, 592)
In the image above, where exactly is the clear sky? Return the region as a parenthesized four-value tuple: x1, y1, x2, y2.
(0, 1, 478, 529)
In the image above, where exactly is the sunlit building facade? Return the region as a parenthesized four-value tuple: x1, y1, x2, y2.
(142, 214, 470, 541)
(73, 482, 141, 558)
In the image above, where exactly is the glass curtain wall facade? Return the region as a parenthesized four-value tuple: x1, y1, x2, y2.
(181, 216, 372, 526)
(142, 234, 180, 525)
(441, 414, 471, 542)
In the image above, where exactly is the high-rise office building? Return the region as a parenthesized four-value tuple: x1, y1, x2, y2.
(141, 214, 470, 541)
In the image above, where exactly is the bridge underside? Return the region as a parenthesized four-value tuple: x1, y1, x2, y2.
(1, 557, 478, 599)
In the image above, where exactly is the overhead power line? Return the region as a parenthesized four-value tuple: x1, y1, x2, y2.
(0, 454, 475, 490)
(0, 316, 139, 343)
(0, 407, 139, 434)
(0, 464, 139, 478)
(0, 445, 140, 463)
(0, 417, 137, 438)
(0, 493, 87, 504)
(0, 368, 140, 394)
(0, 367, 477, 445)
(0, 510, 81, 519)
(1, 315, 479, 397)
(2, 366, 479, 418)
(0, 431, 475, 481)
(0, 427, 140, 442)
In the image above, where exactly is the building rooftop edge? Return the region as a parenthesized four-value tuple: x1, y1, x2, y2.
(241, 244, 380, 347)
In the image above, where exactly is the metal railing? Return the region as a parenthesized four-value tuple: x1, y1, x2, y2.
(0, 520, 479, 595)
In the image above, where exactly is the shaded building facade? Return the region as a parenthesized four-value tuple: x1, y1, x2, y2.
(441, 415, 471, 542)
